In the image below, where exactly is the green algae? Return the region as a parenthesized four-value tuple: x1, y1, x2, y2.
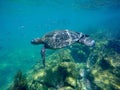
(9, 70, 28, 90)
(27, 60, 78, 89)
(86, 32, 120, 90)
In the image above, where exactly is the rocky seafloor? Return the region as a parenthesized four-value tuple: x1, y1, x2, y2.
(8, 31, 120, 90)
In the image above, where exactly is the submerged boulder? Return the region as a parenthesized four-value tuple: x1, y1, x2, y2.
(87, 34, 120, 90)
(9, 70, 28, 90)
(27, 61, 78, 90)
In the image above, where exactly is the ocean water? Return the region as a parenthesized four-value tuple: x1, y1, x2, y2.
(0, 0, 120, 89)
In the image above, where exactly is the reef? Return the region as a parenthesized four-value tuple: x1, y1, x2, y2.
(9, 30, 120, 90)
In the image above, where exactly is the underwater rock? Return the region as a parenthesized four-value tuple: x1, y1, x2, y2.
(78, 68, 98, 90)
(46, 49, 74, 64)
(58, 86, 73, 90)
(70, 44, 91, 63)
(89, 39, 120, 89)
(29, 82, 45, 90)
(80, 78, 92, 90)
(65, 76, 76, 88)
(98, 57, 113, 70)
(33, 69, 46, 80)
(27, 60, 79, 90)
(92, 69, 120, 90)
(9, 70, 28, 90)
(86, 53, 98, 69)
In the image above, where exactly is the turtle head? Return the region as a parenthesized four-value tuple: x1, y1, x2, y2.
(31, 38, 44, 45)
(78, 33, 95, 47)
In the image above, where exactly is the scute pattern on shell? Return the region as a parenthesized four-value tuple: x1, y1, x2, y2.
(42, 30, 80, 49)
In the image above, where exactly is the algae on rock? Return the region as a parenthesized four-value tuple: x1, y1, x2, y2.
(9, 70, 28, 90)
(28, 60, 78, 89)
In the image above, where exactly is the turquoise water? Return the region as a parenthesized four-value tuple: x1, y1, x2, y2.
(0, 0, 120, 89)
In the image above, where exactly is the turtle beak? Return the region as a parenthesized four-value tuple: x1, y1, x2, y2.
(31, 38, 43, 45)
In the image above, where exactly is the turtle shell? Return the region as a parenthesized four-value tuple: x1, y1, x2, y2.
(42, 30, 80, 49)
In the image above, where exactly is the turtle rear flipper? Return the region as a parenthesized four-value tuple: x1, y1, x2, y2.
(41, 46, 46, 68)
(78, 35, 95, 47)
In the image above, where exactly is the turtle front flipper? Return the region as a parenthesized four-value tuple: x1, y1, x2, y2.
(41, 46, 46, 68)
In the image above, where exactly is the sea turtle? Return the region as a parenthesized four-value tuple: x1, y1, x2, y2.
(31, 29, 95, 67)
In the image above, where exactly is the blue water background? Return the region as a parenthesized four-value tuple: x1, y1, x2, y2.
(0, 0, 120, 89)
